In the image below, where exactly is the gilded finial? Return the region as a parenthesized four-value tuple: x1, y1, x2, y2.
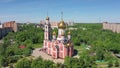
(52, 31, 56, 35)
(67, 42, 71, 46)
(61, 11, 63, 20)
(46, 12, 49, 20)
(68, 30, 71, 35)
(58, 12, 66, 29)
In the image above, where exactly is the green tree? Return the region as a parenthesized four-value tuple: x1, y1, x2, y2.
(64, 56, 72, 68)
(9, 64, 14, 68)
(108, 60, 113, 68)
(43, 60, 54, 68)
(0, 56, 4, 68)
(15, 58, 31, 68)
(31, 57, 43, 68)
(114, 60, 119, 67)
(0, 44, 4, 55)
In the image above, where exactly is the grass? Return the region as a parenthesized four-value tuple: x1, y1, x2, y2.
(33, 43, 43, 48)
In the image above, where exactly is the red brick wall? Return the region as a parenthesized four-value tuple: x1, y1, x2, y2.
(3, 21, 17, 32)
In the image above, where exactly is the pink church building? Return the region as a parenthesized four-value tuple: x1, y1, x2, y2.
(43, 16, 74, 59)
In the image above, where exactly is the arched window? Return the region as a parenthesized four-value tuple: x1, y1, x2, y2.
(46, 33, 47, 38)
(61, 46, 63, 51)
(45, 42, 47, 45)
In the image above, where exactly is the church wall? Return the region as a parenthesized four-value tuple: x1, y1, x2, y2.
(69, 46, 73, 57)
(64, 47, 68, 58)
(58, 29, 65, 36)
(58, 44, 63, 58)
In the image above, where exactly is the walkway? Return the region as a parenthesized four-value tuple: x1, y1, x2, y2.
(0, 39, 3, 44)
(31, 48, 64, 64)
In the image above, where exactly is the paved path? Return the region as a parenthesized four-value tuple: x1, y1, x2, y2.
(31, 48, 64, 64)
(0, 40, 3, 43)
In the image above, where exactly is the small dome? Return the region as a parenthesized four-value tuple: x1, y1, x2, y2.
(58, 20, 66, 29)
(67, 43, 71, 46)
(61, 32, 65, 36)
(46, 16, 49, 20)
(52, 31, 56, 35)
(68, 31, 71, 35)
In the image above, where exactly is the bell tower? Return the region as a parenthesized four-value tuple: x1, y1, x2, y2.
(44, 15, 51, 40)
(57, 12, 66, 40)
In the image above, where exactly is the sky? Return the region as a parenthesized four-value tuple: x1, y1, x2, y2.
(0, 0, 120, 23)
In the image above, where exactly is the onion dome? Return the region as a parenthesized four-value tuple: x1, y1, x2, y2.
(46, 16, 49, 20)
(52, 31, 56, 35)
(68, 31, 71, 35)
(58, 20, 66, 29)
(61, 32, 65, 36)
(67, 43, 71, 46)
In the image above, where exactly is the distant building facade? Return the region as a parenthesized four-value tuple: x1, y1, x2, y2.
(0, 21, 18, 39)
(103, 22, 120, 33)
(43, 16, 74, 59)
(0, 28, 13, 39)
(40, 20, 74, 29)
(3, 21, 18, 32)
(0, 23, 3, 28)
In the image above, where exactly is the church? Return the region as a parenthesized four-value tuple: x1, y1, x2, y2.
(43, 16, 74, 59)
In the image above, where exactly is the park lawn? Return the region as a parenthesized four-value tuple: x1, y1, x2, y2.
(33, 43, 43, 48)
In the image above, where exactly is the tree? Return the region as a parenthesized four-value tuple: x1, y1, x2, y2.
(23, 48, 31, 56)
(5, 49, 15, 56)
(114, 60, 119, 67)
(0, 56, 4, 68)
(0, 44, 4, 56)
(43, 60, 54, 68)
(108, 60, 113, 68)
(15, 58, 31, 68)
(64, 56, 72, 68)
(9, 64, 14, 68)
(31, 57, 43, 68)
(55, 63, 65, 68)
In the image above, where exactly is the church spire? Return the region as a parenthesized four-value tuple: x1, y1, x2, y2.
(61, 11, 63, 21)
(58, 12, 66, 29)
(46, 12, 49, 20)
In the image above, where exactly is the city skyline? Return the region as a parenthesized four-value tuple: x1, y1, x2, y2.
(0, 0, 120, 23)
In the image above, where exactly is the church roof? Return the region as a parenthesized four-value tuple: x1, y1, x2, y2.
(46, 16, 49, 20)
(58, 20, 66, 29)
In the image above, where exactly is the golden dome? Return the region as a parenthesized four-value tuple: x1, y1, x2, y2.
(61, 32, 65, 36)
(67, 43, 71, 46)
(52, 31, 56, 35)
(58, 20, 66, 29)
(68, 31, 70, 35)
(46, 16, 49, 20)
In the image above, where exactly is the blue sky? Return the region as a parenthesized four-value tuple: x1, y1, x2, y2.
(0, 0, 120, 23)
